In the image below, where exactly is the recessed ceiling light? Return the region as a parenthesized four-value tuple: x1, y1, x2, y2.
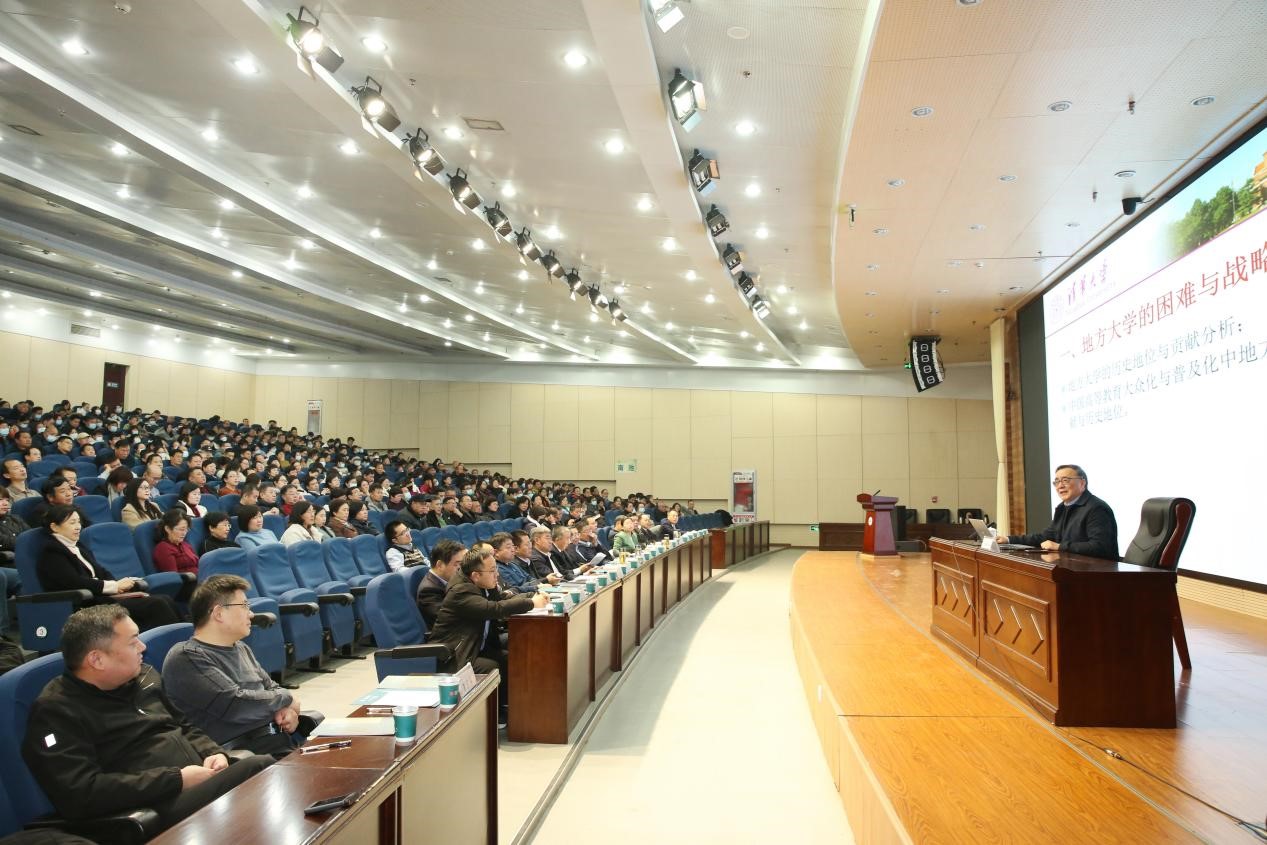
(464, 314, 475, 322)
(636, 196, 653, 212)
(798, 320, 808, 330)
(472, 238, 486, 251)
(947, 260, 962, 267)
(613, 284, 627, 294)
(974, 261, 985, 268)
(866, 263, 879, 271)
(739, 330, 750, 339)
(755, 226, 769, 239)
(418, 293, 431, 303)
(115, 186, 130, 199)
(444, 340, 452, 347)
(589, 312, 600, 322)
(864, 290, 878, 296)
(368, 227, 383, 239)
(755, 342, 765, 352)
(563, 49, 588, 68)
(1114, 169, 1136, 178)
(62, 38, 89, 56)
(968, 223, 985, 231)
(299, 238, 316, 250)
(514, 303, 525, 314)
(744, 182, 762, 198)
(704, 293, 716, 304)
(684, 270, 696, 281)
(397, 302, 407, 313)
(544, 225, 562, 239)
(604, 138, 625, 154)
(110, 142, 129, 156)
(957, 0, 982, 6)
(873, 227, 889, 236)
(727, 25, 751, 39)
(735, 120, 756, 137)
(865, 312, 875, 318)
(998, 174, 1017, 182)
(88, 290, 101, 297)
(339, 139, 360, 155)
(427, 258, 438, 270)
(443, 318, 453, 328)
(218, 198, 235, 210)
(201, 127, 220, 142)
(662, 237, 677, 251)
(775, 284, 788, 295)
(284, 257, 298, 270)
(443, 126, 463, 140)
(911, 105, 934, 118)
(361, 35, 388, 53)
(1048, 100, 1072, 112)
(110, 323, 119, 330)
(936, 288, 951, 295)
(1008, 285, 1023, 291)
(297, 185, 314, 198)
(787, 305, 799, 315)
(501, 184, 517, 198)
(231, 269, 243, 278)
(233, 57, 260, 75)
(887, 178, 905, 188)
(1190, 95, 1215, 107)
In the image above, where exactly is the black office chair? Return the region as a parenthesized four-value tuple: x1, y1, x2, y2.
(1121, 497, 1196, 670)
(957, 508, 984, 522)
(925, 508, 951, 524)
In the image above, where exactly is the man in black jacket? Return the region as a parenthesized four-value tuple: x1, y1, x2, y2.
(416, 539, 464, 629)
(999, 464, 1119, 560)
(427, 548, 546, 718)
(21, 605, 272, 831)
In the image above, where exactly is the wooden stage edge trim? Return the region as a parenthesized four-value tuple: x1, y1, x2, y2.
(789, 551, 1218, 845)
(509, 544, 785, 845)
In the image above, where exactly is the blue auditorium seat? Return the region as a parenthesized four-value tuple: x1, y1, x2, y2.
(285, 541, 356, 652)
(351, 534, 389, 579)
(364, 571, 449, 681)
(247, 545, 331, 666)
(75, 494, 111, 525)
(81, 522, 191, 600)
(139, 622, 194, 670)
(13, 529, 90, 653)
(196, 548, 290, 679)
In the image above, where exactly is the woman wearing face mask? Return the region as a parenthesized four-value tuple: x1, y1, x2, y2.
(39, 505, 180, 631)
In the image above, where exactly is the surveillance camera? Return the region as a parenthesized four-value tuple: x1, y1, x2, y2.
(1122, 197, 1142, 216)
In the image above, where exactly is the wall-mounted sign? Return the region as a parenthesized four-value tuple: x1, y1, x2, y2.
(731, 469, 757, 523)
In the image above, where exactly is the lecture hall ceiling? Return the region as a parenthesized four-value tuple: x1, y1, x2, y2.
(0, 0, 1262, 371)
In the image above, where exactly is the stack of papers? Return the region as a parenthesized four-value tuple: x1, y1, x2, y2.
(355, 688, 441, 708)
(309, 717, 394, 738)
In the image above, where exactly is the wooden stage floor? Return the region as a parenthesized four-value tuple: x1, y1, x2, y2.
(790, 551, 1267, 845)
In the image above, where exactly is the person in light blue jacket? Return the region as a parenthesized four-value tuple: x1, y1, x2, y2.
(235, 504, 280, 550)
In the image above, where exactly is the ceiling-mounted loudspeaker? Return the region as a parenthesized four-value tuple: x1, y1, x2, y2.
(909, 336, 945, 392)
(689, 149, 719, 196)
(705, 204, 729, 237)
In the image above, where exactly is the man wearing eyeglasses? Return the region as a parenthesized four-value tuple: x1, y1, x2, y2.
(998, 464, 1119, 559)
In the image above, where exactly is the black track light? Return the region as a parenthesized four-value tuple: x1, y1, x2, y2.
(351, 77, 399, 132)
(515, 228, 542, 261)
(608, 299, 627, 323)
(448, 169, 482, 212)
(564, 269, 586, 298)
(403, 129, 444, 177)
(722, 243, 743, 277)
(540, 251, 564, 278)
(668, 68, 704, 131)
(705, 205, 729, 238)
(588, 286, 609, 310)
(688, 149, 719, 196)
(285, 6, 343, 72)
(484, 202, 513, 238)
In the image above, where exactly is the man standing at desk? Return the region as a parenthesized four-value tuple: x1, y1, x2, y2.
(999, 464, 1119, 559)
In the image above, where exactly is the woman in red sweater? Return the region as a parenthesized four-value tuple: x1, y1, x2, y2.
(153, 508, 199, 575)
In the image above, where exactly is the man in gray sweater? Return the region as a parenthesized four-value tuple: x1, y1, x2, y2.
(163, 574, 321, 757)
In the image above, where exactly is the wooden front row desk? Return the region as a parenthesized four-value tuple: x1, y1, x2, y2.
(929, 538, 1177, 728)
(707, 520, 771, 569)
(508, 534, 713, 744)
(149, 672, 501, 845)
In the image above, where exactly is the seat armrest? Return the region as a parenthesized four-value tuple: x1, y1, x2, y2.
(250, 611, 278, 628)
(349, 585, 367, 597)
(279, 601, 320, 617)
(316, 592, 354, 606)
(178, 572, 197, 584)
(16, 588, 94, 606)
(26, 808, 162, 844)
(375, 644, 452, 662)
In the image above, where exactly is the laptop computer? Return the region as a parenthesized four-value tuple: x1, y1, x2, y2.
(967, 517, 1038, 551)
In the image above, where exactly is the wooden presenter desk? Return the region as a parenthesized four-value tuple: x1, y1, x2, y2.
(929, 539, 1176, 727)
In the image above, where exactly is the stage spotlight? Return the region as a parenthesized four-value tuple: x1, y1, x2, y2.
(515, 228, 542, 261)
(540, 251, 564, 278)
(668, 69, 704, 131)
(565, 269, 586, 298)
(688, 149, 719, 196)
(751, 296, 771, 320)
(286, 7, 344, 73)
(403, 129, 444, 177)
(448, 169, 482, 212)
(351, 77, 399, 131)
(722, 244, 743, 277)
(705, 205, 729, 238)
(649, 0, 685, 32)
(588, 286, 609, 310)
(608, 299, 627, 323)
(484, 202, 513, 238)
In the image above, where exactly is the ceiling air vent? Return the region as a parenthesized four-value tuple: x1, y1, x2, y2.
(70, 323, 101, 338)
(463, 117, 504, 132)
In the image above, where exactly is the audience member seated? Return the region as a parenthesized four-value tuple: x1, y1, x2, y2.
(659, 508, 681, 540)
(153, 510, 199, 576)
(492, 531, 553, 593)
(21, 605, 273, 830)
(383, 519, 428, 571)
(416, 538, 464, 629)
(200, 511, 235, 555)
(102, 465, 132, 501)
(163, 575, 320, 758)
(365, 485, 388, 513)
(280, 501, 321, 546)
(611, 516, 638, 554)
(29, 477, 92, 530)
(440, 495, 469, 525)
(234, 505, 280, 550)
(636, 514, 661, 545)
(325, 497, 359, 539)
(184, 466, 214, 495)
(279, 485, 302, 517)
(427, 548, 546, 722)
(255, 484, 281, 517)
(0, 486, 29, 565)
(567, 521, 605, 566)
(218, 469, 242, 496)
(52, 465, 88, 498)
(175, 482, 208, 519)
(347, 499, 378, 536)
(396, 495, 429, 531)
(38, 505, 180, 631)
(3, 457, 39, 501)
(120, 477, 164, 528)
(311, 506, 335, 541)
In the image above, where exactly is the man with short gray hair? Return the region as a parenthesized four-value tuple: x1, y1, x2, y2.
(21, 605, 272, 830)
(998, 463, 1119, 559)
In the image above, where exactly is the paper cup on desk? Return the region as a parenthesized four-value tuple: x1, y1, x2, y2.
(585, 580, 596, 594)
(437, 676, 460, 710)
(393, 704, 419, 742)
(551, 597, 567, 614)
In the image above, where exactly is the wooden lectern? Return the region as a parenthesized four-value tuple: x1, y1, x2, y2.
(856, 493, 899, 556)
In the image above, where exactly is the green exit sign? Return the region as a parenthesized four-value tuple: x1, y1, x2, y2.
(809, 524, 819, 532)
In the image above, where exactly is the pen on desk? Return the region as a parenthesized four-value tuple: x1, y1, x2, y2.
(299, 740, 353, 754)
(364, 706, 395, 714)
